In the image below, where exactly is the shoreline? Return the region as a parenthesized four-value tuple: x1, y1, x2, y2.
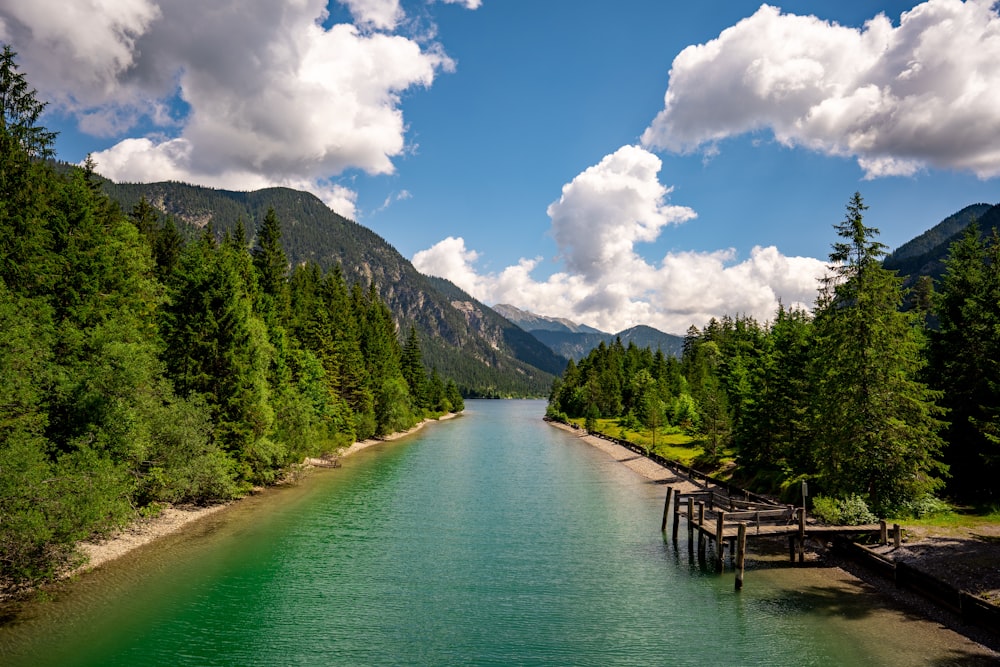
(69, 413, 459, 578)
(551, 419, 1000, 654)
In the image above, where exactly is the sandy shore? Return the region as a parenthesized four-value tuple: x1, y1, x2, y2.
(70, 414, 458, 577)
(547, 420, 704, 493)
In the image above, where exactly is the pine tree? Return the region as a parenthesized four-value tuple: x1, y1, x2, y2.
(736, 304, 813, 479)
(161, 232, 277, 484)
(0, 45, 56, 294)
(357, 283, 414, 435)
(252, 207, 289, 321)
(930, 224, 1000, 500)
(401, 327, 427, 410)
(810, 193, 946, 514)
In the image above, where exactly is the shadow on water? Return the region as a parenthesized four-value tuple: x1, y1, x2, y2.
(930, 650, 1000, 666)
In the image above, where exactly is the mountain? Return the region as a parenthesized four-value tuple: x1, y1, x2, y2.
(493, 305, 684, 361)
(422, 277, 568, 377)
(530, 325, 685, 361)
(492, 303, 604, 334)
(615, 325, 685, 356)
(101, 180, 560, 397)
(884, 202, 999, 286)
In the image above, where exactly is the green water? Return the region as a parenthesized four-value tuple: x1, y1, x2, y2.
(1, 400, 994, 666)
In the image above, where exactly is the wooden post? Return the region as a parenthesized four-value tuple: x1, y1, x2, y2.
(893, 523, 901, 549)
(661, 486, 672, 532)
(879, 520, 888, 545)
(697, 502, 706, 560)
(716, 511, 726, 572)
(672, 489, 681, 542)
(797, 507, 806, 563)
(687, 496, 695, 552)
(735, 522, 747, 591)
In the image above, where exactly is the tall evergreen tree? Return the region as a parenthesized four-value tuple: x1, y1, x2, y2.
(252, 207, 289, 321)
(401, 327, 427, 410)
(357, 283, 414, 435)
(930, 224, 1000, 500)
(161, 232, 277, 484)
(810, 193, 946, 513)
(0, 45, 56, 294)
(736, 304, 813, 479)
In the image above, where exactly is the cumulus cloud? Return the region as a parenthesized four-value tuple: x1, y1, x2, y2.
(0, 0, 455, 217)
(642, 0, 1000, 179)
(547, 145, 697, 281)
(413, 146, 827, 333)
(338, 0, 403, 30)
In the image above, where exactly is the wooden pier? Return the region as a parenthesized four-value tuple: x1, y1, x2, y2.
(660, 485, 890, 590)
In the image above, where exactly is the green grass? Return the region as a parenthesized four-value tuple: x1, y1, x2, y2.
(893, 504, 1000, 529)
(567, 417, 735, 471)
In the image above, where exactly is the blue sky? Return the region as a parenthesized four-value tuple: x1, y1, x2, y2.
(4, 0, 999, 333)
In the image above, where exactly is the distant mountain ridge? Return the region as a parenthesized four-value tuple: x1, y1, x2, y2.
(495, 305, 684, 361)
(884, 202, 1000, 287)
(101, 180, 561, 396)
(492, 304, 604, 335)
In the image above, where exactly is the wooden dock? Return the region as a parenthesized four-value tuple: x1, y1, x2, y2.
(660, 485, 892, 590)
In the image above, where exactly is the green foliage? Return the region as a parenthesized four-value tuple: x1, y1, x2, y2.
(810, 193, 946, 515)
(0, 59, 467, 590)
(101, 181, 559, 398)
(929, 223, 1000, 501)
(811, 495, 878, 526)
(549, 193, 953, 516)
(897, 494, 951, 519)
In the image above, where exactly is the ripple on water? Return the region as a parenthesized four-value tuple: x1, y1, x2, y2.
(1, 401, 996, 666)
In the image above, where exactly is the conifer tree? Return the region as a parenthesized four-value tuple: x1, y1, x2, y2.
(252, 207, 289, 321)
(736, 304, 813, 478)
(401, 327, 427, 410)
(0, 45, 56, 294)
(357, 283, 413, 435)
(930, 224, 1000, 499)
(161, 231, 277, 484)
(810, 193, 945, 513)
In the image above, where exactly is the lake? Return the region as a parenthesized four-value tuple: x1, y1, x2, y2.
(1, 400, 994, 665)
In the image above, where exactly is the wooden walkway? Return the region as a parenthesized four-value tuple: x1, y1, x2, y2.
(660, 486, 895, 590)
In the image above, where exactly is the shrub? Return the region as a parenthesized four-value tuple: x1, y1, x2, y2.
(899, 494, 950, 519)
(811, 494, 878, 525)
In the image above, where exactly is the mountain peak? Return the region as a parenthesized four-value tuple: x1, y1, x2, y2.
(493, 304, 605, 335)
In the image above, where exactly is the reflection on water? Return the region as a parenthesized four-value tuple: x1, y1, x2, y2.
(2, 400, 996, 666)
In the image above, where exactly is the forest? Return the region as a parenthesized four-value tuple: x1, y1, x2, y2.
(548, 192, 1000, 520)
(0, 48, 461, 589)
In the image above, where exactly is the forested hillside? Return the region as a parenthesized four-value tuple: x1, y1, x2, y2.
(883, 202, 999, 286)
(550, 193, 1000, 517)
(0, 51, 462, 590)
(101, 181, 559, 397)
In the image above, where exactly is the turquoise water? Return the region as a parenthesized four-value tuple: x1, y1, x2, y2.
(1, 400, 994, 665)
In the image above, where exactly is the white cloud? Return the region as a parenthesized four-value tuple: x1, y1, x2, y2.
(1, 0, 454, 217)
(338, 0, 402, 30)
(413, 236, 486, 295)
(413, 146, 827, 334)
(642, 0, 1000, 179)
(0, 0, 160, 106)
(547, 145, 697, 281)
(439, 0, 483, 8)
